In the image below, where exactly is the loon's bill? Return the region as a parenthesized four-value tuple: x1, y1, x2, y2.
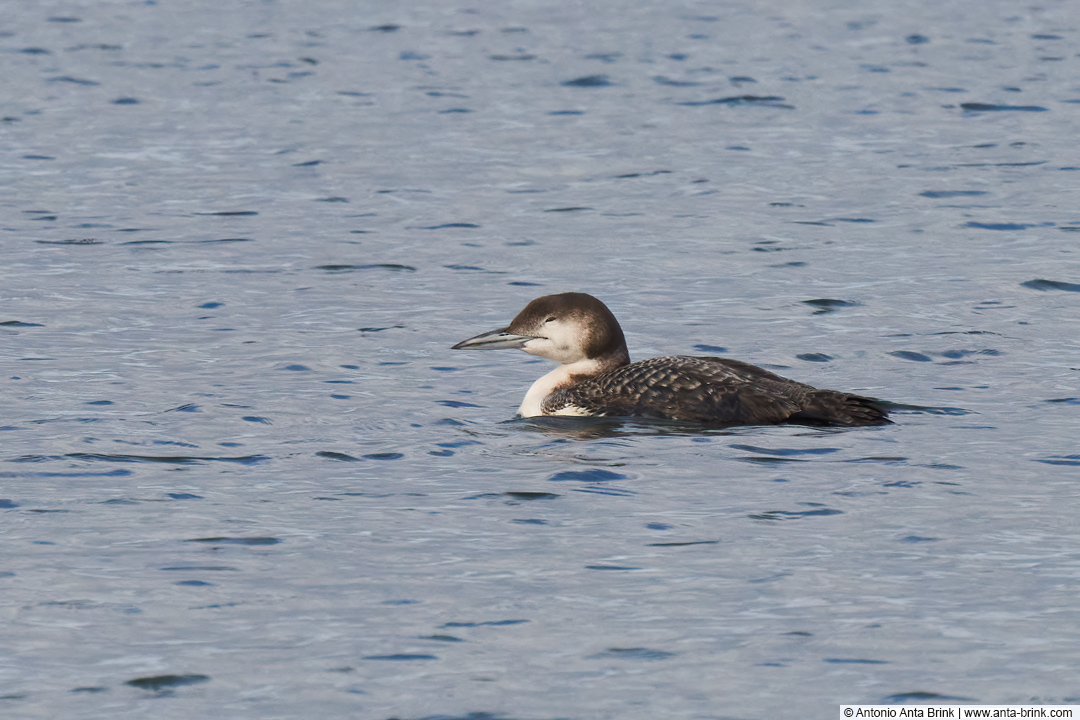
(452, 292, 892, 427)
(451, 329, 533, 351)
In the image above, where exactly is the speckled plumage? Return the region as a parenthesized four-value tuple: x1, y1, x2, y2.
(453, 292, 891, 427)
(542, 355, 890, 426)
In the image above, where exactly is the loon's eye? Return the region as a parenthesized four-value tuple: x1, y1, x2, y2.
(544, 316, 557, 324)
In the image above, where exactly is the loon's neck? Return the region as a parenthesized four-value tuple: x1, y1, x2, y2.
(518, 353, 628, 417)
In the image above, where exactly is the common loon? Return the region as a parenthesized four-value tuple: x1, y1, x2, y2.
(452, 292, 891, 427)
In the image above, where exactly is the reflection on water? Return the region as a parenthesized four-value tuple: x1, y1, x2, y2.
(508, 415, 750, 439)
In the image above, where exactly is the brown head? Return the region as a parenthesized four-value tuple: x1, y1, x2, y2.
(453, 292, 630, 367)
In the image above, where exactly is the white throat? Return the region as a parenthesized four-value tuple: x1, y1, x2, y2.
(518, 358, 605, 417)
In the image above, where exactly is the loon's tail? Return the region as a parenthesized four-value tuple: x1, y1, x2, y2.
(791, 391, 892, 427)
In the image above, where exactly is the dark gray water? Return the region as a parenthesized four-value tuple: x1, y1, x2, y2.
(3, 1, 1079, 718)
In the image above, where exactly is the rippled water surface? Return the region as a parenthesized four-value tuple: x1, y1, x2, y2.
(3, 1, 1080, 718)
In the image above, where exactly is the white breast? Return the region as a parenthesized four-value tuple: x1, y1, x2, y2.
(517, 358, 605, 417)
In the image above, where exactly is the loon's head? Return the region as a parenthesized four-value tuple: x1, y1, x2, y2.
(452, 292, 630, 367)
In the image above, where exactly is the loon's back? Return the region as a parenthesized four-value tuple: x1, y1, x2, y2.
(542, 356, 891, 426)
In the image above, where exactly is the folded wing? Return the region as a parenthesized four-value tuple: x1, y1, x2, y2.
(543, 356, 889, 426)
